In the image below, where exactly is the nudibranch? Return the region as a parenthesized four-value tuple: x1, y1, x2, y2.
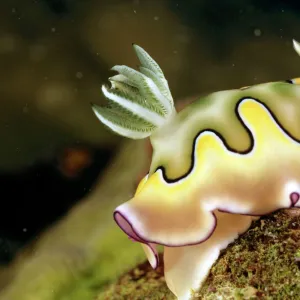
(91, 40, 300, 300)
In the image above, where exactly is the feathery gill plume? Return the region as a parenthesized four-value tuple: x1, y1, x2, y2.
(91, 44, 176, 139)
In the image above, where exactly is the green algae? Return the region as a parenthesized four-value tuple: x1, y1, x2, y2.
(198, 208, 300, 300)
(97, 254, 174, 300)
(98, 208, 300, 300)
(57, 226, 148, 300)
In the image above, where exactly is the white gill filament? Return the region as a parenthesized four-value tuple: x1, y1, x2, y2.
(101, 85, 165, 127)
(92, 106, 150, 139)
(293, 39, 300, 56)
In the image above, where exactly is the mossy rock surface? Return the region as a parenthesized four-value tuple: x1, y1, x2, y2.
(98, 208, 300, 300)
(97, 254, 171, 300)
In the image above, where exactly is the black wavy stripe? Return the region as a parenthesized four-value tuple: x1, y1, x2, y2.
(156, 97, 300, 183)
(285, 79, 294, 84)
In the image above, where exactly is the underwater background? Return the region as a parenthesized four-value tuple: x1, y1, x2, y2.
(1, 0, 300, 299)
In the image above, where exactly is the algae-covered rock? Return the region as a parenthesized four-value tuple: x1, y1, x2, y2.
(98, 208, 300, 300)
(97, 254, 172, 300)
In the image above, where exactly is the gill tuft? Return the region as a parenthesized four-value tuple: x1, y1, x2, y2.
(91, 44, 176, 139)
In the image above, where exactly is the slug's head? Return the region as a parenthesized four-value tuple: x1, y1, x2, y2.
(91, 44, 176, 140)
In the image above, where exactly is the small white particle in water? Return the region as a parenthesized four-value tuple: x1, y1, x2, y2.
(254, 28, 261, 37)
(232, 63, 235, 67)
(12, 8, 16, 13)
(23, 228, 27, 232)
(51, 27, 56, 33)
(133, 10, 137, 14)
(154, 16, 159, 21)
(76, 72, 83, 79)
